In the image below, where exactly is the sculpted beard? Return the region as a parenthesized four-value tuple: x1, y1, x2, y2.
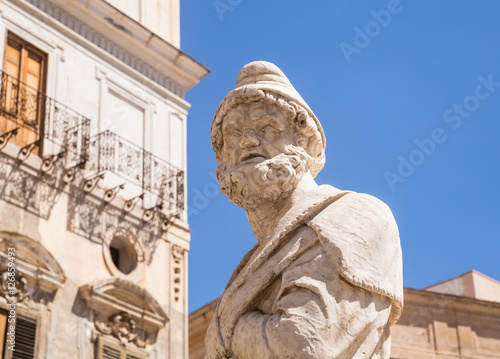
(216, 145, 311, 210)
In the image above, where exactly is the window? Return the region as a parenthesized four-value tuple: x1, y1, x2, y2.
(0, 309, 37, 359)
(109, 236, 138, 275)
(1, 32, 47, 154)
(96, 337, 147, 359)
(102, 228, 144, 280)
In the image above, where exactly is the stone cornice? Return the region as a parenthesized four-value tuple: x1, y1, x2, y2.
(10, 0, 209, 98)
(78, 0, 209, 84)
(404, 287, 500, 318)
(79, 278, 169, 332)
(0, 235, 66, 294)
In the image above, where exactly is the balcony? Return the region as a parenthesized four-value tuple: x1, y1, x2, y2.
(86, 131, 184, 219)
(0, 70, 184, 220)
(0, 70, 89, 167)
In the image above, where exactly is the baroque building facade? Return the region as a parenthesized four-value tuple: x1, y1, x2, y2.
(0, 0, 208, 358)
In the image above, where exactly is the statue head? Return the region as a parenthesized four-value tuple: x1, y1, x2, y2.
(211, 61, 326, 210)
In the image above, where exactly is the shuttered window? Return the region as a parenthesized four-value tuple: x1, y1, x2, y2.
(126, 355, 143, 359)
(96, 338, 148, 359)
(1, 32, 47, 154)
(11, 317, 36, 359)
(102, 345, 121, 359)
(0, 315, 37, 359)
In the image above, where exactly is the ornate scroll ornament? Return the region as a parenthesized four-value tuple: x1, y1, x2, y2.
(0, 272, 31, 303)
(95, 311, 146, 348)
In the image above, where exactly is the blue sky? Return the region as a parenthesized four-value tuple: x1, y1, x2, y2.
(181, 0, 500, 312)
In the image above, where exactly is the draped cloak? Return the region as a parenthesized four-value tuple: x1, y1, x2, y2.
(205, 185, 403, 359)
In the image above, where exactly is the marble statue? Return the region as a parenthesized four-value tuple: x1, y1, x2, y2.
(206, 61, 403, 359)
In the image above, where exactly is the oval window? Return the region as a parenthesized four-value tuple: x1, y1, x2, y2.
(109, 236, 138, 275)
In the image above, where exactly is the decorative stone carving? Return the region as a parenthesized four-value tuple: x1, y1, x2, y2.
(79, 277, 169, 333)
(95, 311, 146, 348)
(0, 272, 31, 303)
(206, 61, 403, 358)
(0, 236, 66, 298)
(172, 245, 185, 303)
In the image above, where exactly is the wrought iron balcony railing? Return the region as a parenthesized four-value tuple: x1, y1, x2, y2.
(0, 70, 184, 218)
(0, 70, 90, 167)
(86, 130, 184, 217)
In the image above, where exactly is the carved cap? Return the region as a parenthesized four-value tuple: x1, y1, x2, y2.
(212, 61, 326, 176)
(236, 61, 292, 88)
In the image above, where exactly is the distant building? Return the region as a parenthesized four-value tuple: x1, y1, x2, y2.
(0, 0, 208, 358)
(189, 271, 500, 359)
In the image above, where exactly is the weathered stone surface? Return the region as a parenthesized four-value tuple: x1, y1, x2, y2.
(206, 61, 403, 358)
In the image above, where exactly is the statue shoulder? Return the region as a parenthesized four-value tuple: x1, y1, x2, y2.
(317, 189, 398, 233)
(309, 189, 403, 325)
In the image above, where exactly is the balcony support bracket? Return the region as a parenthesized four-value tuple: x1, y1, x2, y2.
(18, 140, 40, 161)
(104, 183, 126, 203)
(160, 212, 181, 232)
(124, 194, 144, 213)
(41, 151, 65, 173)
(143, 203, 164, 223)
(0, 128, 19, 150)
(83, 173, 105, 192)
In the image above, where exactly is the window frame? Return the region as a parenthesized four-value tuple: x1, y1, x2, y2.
(0, 311, 38, 359)
(1, 31, 48, 154)
(4, 31, 48, 87)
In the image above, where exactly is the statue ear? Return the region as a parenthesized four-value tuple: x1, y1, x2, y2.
(310, 155, 326, 178)
(291, 133, 325, 178)
(294, 133, 308, 149)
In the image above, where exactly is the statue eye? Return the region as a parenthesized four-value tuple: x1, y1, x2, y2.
(224, 131, 241, 144)
(261, 125, 278, 136)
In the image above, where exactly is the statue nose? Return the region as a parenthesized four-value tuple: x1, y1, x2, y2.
(240, 129, 259, 148)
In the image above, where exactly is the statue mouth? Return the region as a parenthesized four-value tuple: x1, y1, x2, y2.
(240, 152, 266, 163)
